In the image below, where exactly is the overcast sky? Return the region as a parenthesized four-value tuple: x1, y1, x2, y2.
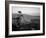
(12, 6, 40, 16)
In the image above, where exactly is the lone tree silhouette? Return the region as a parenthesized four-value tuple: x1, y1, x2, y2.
(18, 11, 22, 13)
